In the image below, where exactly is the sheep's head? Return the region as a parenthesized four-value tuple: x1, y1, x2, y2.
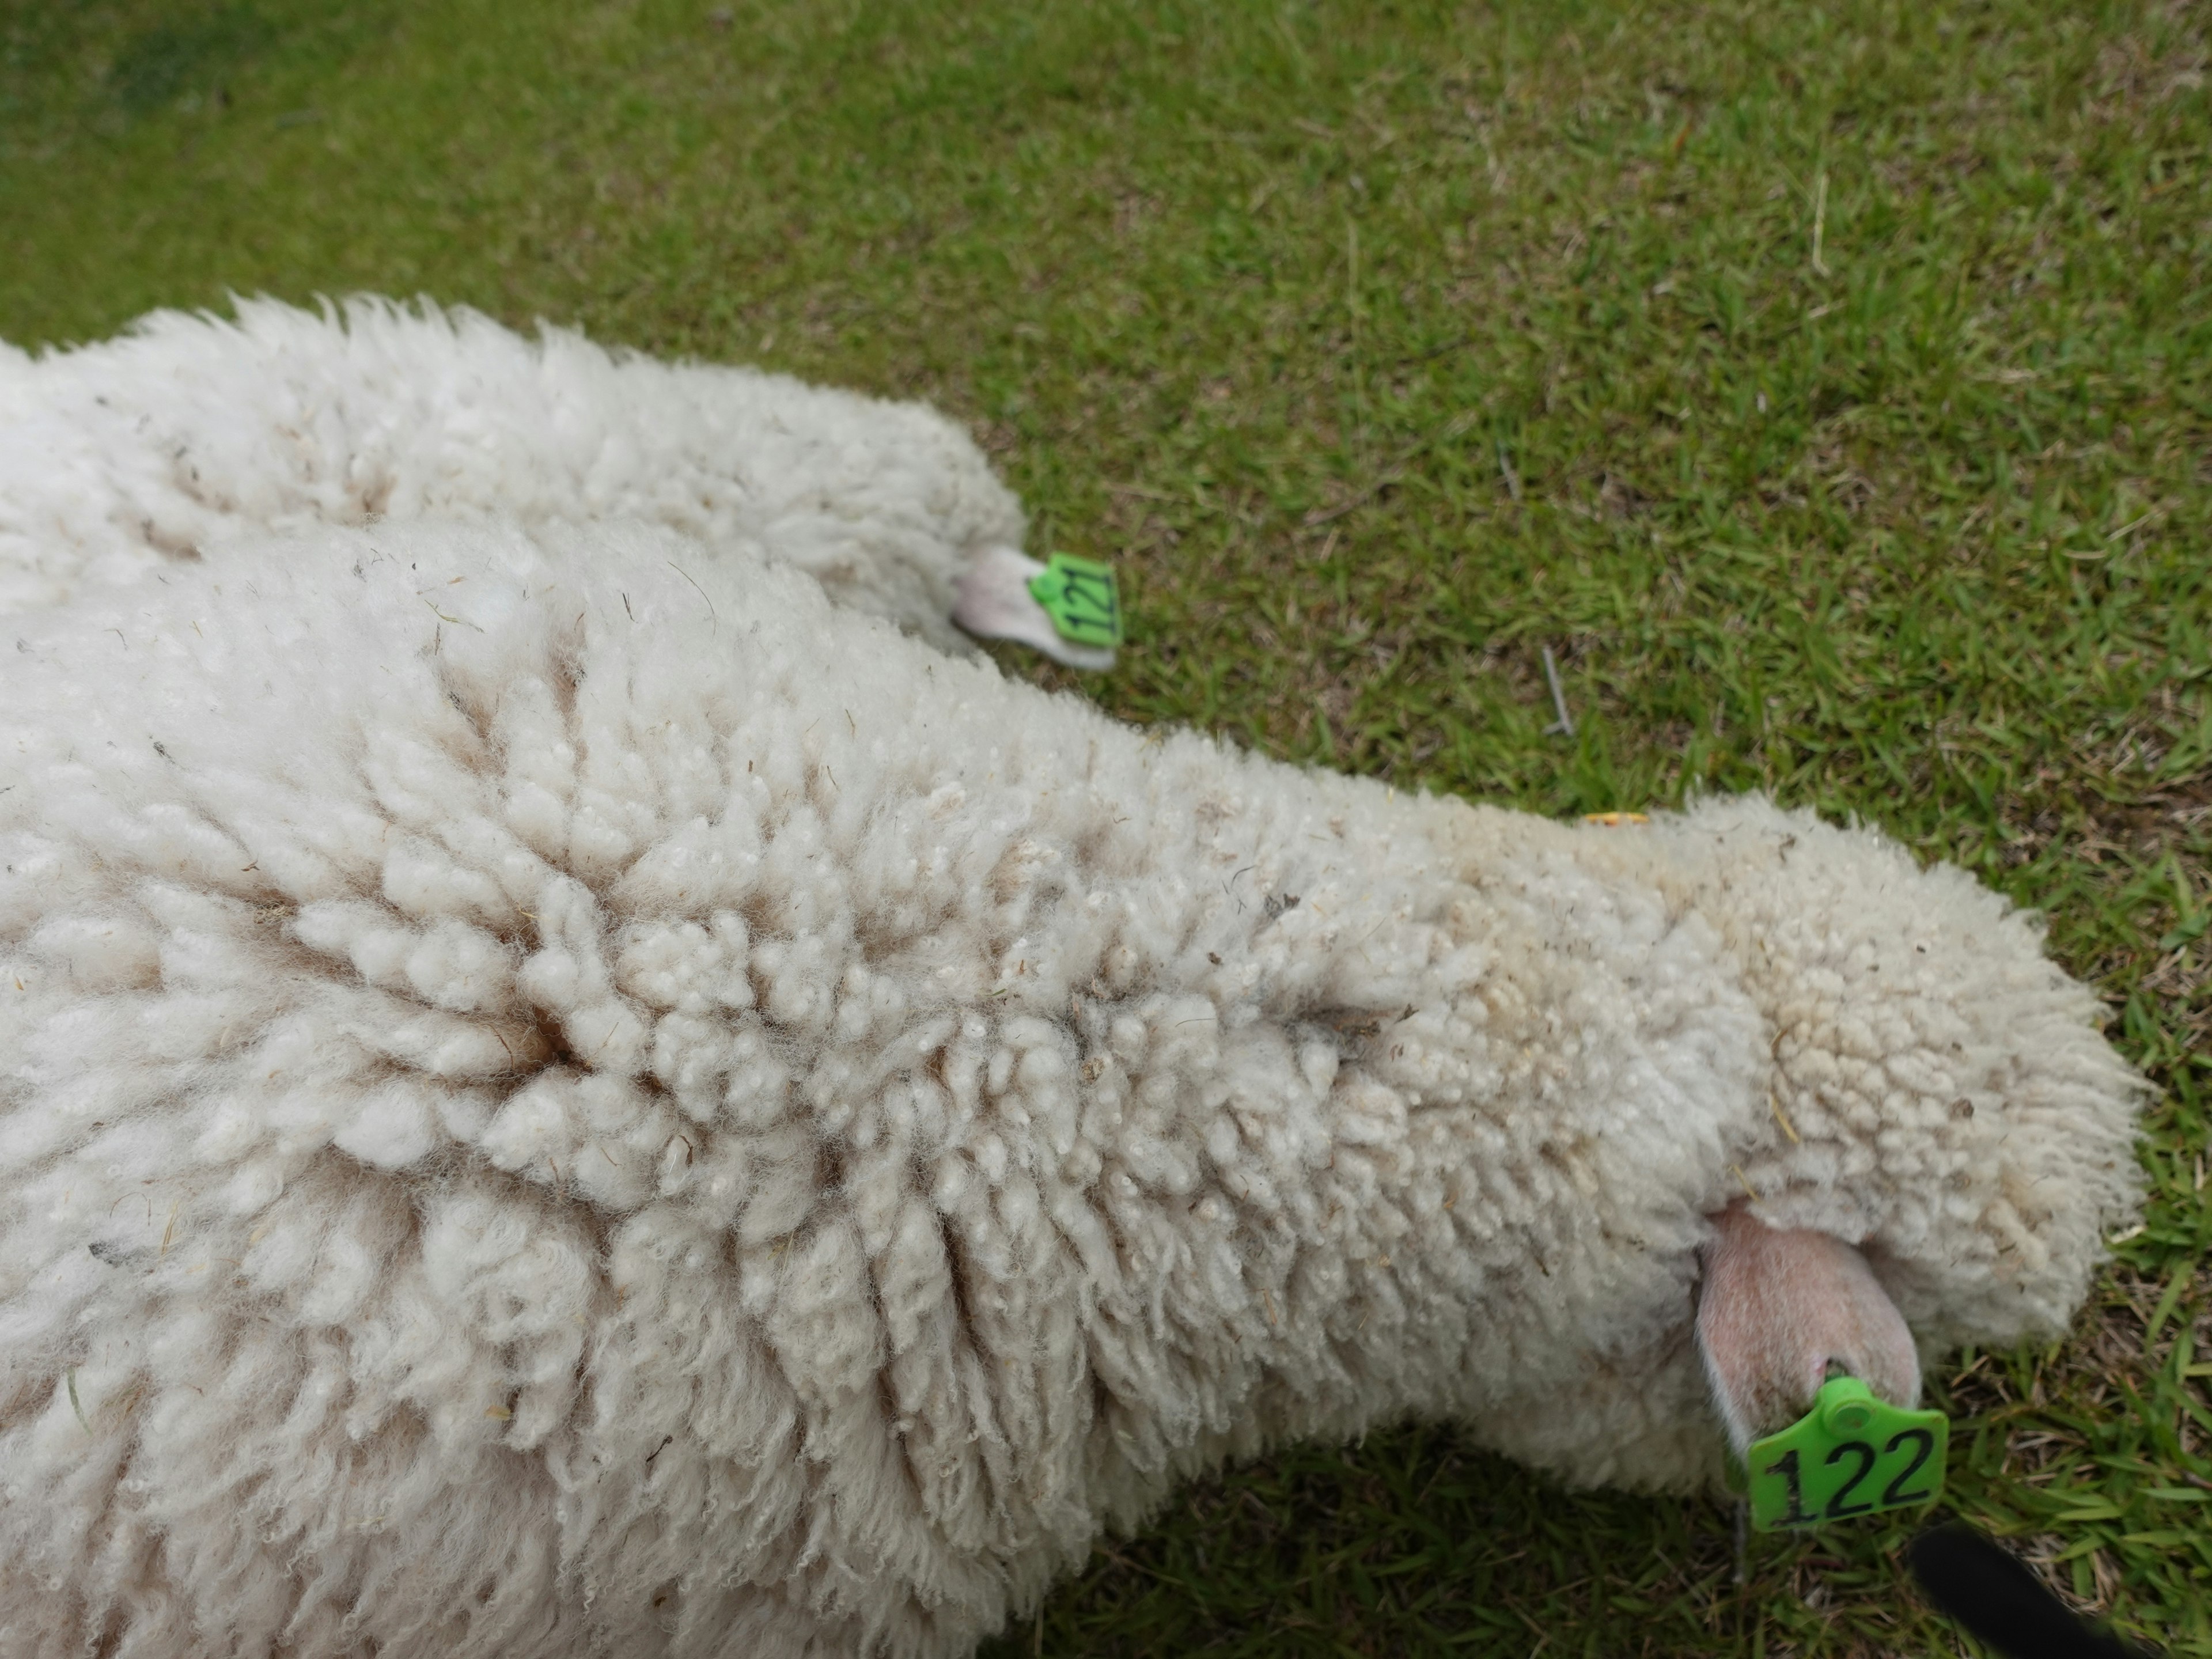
(1420, 795, 2144, 1492)
(1672, 798, 2143, 1488)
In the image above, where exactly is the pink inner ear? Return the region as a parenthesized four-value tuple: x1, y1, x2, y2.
(1695, 1202, 1922, 1453)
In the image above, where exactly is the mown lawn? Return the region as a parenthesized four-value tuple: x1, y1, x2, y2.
(5, 0, 2207, 1653)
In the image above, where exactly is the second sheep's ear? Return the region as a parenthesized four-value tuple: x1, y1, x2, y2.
(952, 547, 1118, 671)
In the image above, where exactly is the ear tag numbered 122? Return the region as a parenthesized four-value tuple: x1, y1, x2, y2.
(1028, 554, 1123, 650)
(1744, 1376, 1947, 1533)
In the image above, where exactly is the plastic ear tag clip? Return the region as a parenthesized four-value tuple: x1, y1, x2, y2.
(1027, 554, 1123, 649)
(1743, 1376, 1947, 1533)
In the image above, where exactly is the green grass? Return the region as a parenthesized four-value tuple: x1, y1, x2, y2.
(5, 0, 2208, 1652)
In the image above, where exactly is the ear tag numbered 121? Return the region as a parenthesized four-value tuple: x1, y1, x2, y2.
(1028, 554, 1123, 649)
(1744, 1376, 1948, 1532)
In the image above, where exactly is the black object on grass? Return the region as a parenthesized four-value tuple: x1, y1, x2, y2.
(1907, 1523, 2153, 1659)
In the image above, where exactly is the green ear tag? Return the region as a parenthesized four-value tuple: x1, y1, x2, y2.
(1744, 1376, 1947, 1532)
(1027, 554, 1123, 649)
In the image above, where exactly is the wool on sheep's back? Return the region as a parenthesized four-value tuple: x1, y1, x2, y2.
(0, 521, 1497, 1657)
(0, 522, 2142, 1658)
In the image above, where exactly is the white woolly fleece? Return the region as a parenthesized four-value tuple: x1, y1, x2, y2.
(0, 296, 1024, 653)
(0, 522, 2143, 1658)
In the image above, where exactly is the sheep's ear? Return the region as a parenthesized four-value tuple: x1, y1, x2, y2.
(1695, 1202, 1922, 1455)
(953, 548, 1116, 671)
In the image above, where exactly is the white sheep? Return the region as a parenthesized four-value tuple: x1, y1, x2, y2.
(0, 296, 1105, 666)
(0, 513, 2142, 1658)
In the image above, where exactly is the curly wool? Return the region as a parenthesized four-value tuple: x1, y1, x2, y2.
(0, 522, 2143, 1657)
(0, 296, 1022, 649)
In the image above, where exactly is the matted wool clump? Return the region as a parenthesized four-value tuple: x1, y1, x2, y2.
(0, 523, 2142, 1657)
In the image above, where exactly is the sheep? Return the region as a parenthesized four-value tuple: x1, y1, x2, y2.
(0, 517, 2144, 1658)
(0, 296, 1107, 667)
